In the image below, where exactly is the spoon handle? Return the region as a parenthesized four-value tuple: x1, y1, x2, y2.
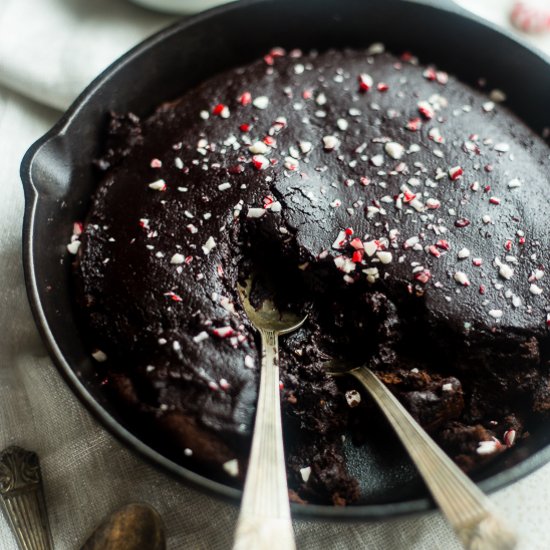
(0, 446, 54, 550)
(351, 367, 517, 550)
(233, 329, 295, 550)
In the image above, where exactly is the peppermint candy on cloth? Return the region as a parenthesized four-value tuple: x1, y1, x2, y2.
(510, 0, 550, 34)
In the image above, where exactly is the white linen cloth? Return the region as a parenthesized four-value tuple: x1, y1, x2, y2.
(0, 0, 549, 548)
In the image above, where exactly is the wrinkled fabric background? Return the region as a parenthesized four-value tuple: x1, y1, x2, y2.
(0, 0, 549, 548)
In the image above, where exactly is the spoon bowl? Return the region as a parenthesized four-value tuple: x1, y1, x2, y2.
(237, 278, 307, 335)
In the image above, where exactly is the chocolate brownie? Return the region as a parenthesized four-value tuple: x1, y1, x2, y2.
(72, 45, 550, 505)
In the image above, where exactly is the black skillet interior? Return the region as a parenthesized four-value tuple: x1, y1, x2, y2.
(21, 0, 550, 519)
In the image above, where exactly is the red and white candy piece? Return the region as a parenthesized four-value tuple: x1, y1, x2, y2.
(476, 438, 503, 455)
(251, 155, 269, 170)
(510, 1, 550, 34)
(358, 73, 373, 91)
(148, 179, 167, 191)
(213, 326, 234, 338)
(504, 429, 517, 447)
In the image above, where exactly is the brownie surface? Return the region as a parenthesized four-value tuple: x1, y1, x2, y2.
(74, 46, 550, 504)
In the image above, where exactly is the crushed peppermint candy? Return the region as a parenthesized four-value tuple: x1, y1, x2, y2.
(164, 291, 182, 302)
(426, 198, 441, 209)
(213, 326, 234, 338)
(91, 350, 108, 362)
(323, 135, 340, 150)
(490, 89, 507, 103)
(239, 91, 252, 105)
(454, 271, 470, 286)
(448, 166, 463, 180)
(376, 251, 393, 264)
(476, 439, 501, 455)
(247, 207, 266, 219)
(385, 141, 405, 160)
(530, 284, 543, 295)
(72, 222, 83, 236)
(249, 141, 269, 154)
(223, 459, 239, 477)
(364, 267, 380, 283)
(300, 466, 312, 483)
(170, 253, 185, 265)
(415, 269, 432, 284)
(358, 73, 373, 91)
(284, 157, 299, 171)
(363, 240, 378, 257)
(299, 141, 313, 154)
(428, 127, 445, 144)
(252, 96, 269, 109)
(403, 236, 420, 249)
(370, 154, 384, 167)
(494, 143, 510, 153)
(496, 259, 514, 280)
(193, 331, 209, 344)
(251, 154, 269, 170)
(503, 429, 516, 447)
(418, 101, 435, 119)
(406, 117, 422, 131)
(67, 240, 81, 255)
(334, 255, 356, 274)
(337, 118, 349, 131)
(367, 42, 385, 55)
(148, 179, 167, 191)
(332, 230, 348, 250)
(202, 236, 217, 255)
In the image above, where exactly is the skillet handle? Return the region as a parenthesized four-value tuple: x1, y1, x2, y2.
(21, 134, 74, 201)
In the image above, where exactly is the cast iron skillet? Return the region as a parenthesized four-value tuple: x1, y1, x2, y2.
(21, 0, 550, 519)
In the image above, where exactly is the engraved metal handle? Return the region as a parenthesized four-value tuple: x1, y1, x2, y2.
(0, 446, 54, 550)
(352, 367, 517, 550)
(233, 329, 295, 550)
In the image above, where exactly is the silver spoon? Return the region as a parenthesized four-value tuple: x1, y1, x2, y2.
(80, 502, 165, 550)
(0, 446, 53, 550)
(325, 360, 517, 550)
(0, 447, 166, 550)
(233, 277, 307, 550)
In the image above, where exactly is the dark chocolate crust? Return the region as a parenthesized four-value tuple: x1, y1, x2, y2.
(74, 46, 550, 504)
